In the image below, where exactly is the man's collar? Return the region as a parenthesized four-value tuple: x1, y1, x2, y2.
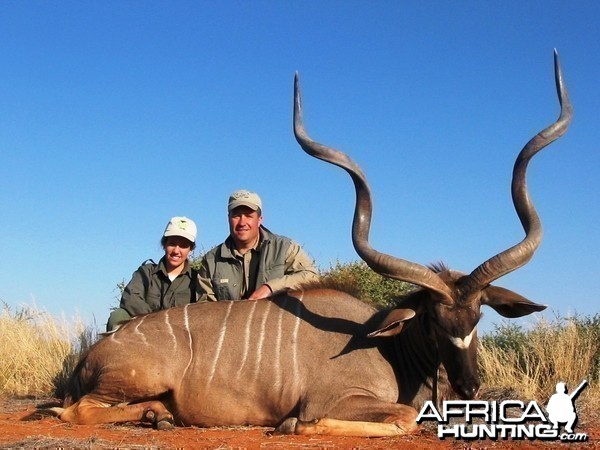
(225, 226, 272, 257)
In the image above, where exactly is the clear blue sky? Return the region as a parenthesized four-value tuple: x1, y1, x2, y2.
(1, 1, 598, 333)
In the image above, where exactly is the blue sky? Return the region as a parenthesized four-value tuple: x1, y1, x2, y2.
(1, 1, 598, 333)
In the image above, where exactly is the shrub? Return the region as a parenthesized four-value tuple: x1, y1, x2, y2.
(319, 260, 415, 309)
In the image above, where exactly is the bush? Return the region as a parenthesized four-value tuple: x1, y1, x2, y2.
(319, 260, 415, 309)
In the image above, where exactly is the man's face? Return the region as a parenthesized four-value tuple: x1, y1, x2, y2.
(228, 206, 262, 248)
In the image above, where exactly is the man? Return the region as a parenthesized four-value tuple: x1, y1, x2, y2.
(198, 190, 318, 301)
(106, 216, 199, 331)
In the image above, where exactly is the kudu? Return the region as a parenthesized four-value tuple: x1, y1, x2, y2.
(50, 52, 572, 437)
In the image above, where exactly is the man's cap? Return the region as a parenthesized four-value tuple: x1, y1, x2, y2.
(228, 189, 262, 212)
(163, 216, 197, 243)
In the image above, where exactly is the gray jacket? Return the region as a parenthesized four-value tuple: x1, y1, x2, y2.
(120, 257, 198, 316)
(198, 227, 318, 301)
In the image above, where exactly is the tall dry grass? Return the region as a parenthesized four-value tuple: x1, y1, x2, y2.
(0, 302, 89, 398)
(479, 315, 600, 422)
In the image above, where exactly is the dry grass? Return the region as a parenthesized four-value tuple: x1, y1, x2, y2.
(0, 302, 86, 397)
(479, 316, 600, 423)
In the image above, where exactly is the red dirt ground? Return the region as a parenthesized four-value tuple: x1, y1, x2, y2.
(1, 398, 599, 449)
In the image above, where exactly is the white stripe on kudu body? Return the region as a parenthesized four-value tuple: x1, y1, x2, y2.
(235, 300, 258, 379)
(252, 300, 272, 384)
(273, 297, 287, 391)
(163, 309, 177, 351)
(291, 292, 303, 382)
(182, 304, 194, 379)
(206, 301, 234, 387)
(134, 316, 149, 346)
(449, 328, 476, 350)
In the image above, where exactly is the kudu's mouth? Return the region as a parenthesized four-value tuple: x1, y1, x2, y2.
(452, 378, 481, 400)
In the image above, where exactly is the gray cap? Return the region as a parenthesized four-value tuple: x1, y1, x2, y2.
(228, 189, 262, 212)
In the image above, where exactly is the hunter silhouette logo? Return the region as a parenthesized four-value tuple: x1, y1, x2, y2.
(416, 379, 589, 442)
(546, 380, 588, 434)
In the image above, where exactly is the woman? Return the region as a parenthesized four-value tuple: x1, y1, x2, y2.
(106, 216, 199, 331)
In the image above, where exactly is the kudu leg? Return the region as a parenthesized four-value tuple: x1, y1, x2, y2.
(58, 394, 175, 429)
(277, 417, 417, 437)
(276, 395, 418, 437)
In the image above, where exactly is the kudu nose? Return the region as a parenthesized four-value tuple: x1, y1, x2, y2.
(457, 381, 480, 400)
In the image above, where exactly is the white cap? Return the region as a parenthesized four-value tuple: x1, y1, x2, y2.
(228, 189, 262, 212)
(163, 216, 197, 243)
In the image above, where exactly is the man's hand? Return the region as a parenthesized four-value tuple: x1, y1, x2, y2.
(248, 284, 273, 300)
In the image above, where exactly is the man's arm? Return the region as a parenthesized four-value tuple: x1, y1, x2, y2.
(197, 258, 218, 302)
(261, 242, 319, 296)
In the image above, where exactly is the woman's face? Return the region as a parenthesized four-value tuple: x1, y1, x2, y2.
(163, 236, 193, 271)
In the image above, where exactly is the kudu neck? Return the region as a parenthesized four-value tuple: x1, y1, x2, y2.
(393, 313, 449, 407)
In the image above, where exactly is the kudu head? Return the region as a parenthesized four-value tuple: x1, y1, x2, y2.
(293, 51, 573, 401)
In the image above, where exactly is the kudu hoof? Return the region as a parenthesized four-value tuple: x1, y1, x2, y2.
(274, 417, 298, 435)
(143, 410, 156, 422)
(143, 408, 174, 430)
(156, 416, 175, 431)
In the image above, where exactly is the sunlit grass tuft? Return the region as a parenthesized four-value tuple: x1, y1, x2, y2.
(0, 302, 93, 398)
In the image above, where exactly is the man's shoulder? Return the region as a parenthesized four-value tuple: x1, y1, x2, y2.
(203, 244, 220, 258)
(203, 240, 234, 261)
(260, 227, 294, 244)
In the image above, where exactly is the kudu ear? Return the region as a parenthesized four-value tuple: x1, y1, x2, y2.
(367, 308, 416, 338)
(482, 285, 547, 318)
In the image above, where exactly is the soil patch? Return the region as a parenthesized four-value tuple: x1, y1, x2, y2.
(0, 398, 598, 449)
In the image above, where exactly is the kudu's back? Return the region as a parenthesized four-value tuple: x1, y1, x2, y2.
(74, 289, 399, 426)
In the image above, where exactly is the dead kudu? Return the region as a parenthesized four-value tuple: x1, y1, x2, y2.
(50, 52, 572, 437)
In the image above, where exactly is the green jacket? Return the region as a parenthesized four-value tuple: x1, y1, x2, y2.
(198, 227, 318, 301)
(120, 257, 198, 316)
